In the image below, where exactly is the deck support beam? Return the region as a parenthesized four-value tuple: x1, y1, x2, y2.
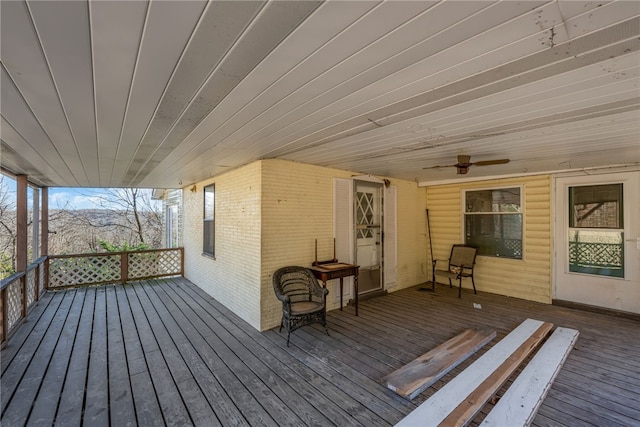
(16, 175, 28, 273)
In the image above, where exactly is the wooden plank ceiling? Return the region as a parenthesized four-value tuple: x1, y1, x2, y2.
(1, 1, 639, 188)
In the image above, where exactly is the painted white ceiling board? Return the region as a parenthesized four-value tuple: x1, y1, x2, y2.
(27, 0, 99, 186)
(1, 1, 89, 186)
(222, 1, 498, 155)
(1, 117, 69, 187)
(128, 1, 322, 186)
(1, 66, 80, 186)
(148, 0, 550, 182)
(110, 0, 208, 186)
(141, 0, 380, 185)
(123, 1, 267, 185)
(90, 0, 149, 186)
(143, 1, 436, 183)
(1, 1, 638, 188)
(252, 3, 608, 156)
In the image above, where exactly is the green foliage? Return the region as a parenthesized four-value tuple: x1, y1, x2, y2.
(0, 252, 15, 280)
(97, 239, 150, 253)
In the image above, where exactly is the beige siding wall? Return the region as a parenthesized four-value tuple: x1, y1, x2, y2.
(426, 175, 552, 303)
(395, 178, 430, 290)
(182, 162, 262, 329)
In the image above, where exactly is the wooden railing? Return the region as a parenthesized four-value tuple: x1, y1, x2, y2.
(1, 257, 46, 347)
(47, 247, 184, 289)
(1, 248, 183, 347)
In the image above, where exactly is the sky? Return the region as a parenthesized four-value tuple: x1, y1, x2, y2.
(49, 188, 116, 210)
(1, 174, 161, 211)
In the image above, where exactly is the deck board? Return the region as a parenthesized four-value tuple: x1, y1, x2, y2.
(2, 278, 639, 426)
(84, 286, 109, 426)
(56, 287, 95, 425)
(29, 288, 85, 425)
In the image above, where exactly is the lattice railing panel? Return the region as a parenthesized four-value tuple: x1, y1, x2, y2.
(129, 249, 182, 280)
(49, 255, 121, 288)
(569, 242, 623, 268)
(26, 268, 36, 309)
(6, 278, 22, 332)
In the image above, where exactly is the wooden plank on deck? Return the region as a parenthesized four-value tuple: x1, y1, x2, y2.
(55, 287, 96, 425)
(124, 284, 192, 426)
(106, 286, 136, 426)
(83, 286, 109, 427)
(382, 328, 496, 400)
(28, 287, 86, 424)
(482, 326, 579, 427)
(396, 318, 553, 427)
(0, 290, 76, 423)
(114, 285, 164, 427)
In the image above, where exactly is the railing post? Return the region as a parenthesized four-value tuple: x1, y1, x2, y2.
(1, 287, 7, 347)
(121, 252, 129, 284)
(44, 257, 49, 290)
(34, 263, 40, 302)
(180, 247, 185, 277)
(20, 275, 27, 319)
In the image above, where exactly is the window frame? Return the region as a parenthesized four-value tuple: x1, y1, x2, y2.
(203, 184, 215, 258)
(462, 185, 524, 260)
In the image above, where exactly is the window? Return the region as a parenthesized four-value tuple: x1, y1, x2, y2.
(568, 183, 623, 277)
(464, 187, 522, 259)
(203, 184, 214, 257)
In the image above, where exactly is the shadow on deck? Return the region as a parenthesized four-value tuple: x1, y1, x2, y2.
(2, 277, 639, 426)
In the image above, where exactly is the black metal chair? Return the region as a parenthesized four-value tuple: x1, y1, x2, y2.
(273, 266, 329, 346)
(433, 245, 478, 298)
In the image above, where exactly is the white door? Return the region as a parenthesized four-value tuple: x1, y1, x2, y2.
(355, 180, 383, 294)
(554, 171, 640, 314)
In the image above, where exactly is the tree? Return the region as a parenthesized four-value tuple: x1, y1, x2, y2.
(0, 176, 17, 277)
(70, 188, 162, 251)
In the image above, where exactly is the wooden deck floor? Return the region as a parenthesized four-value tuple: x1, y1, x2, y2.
(2, 277, 639, 426)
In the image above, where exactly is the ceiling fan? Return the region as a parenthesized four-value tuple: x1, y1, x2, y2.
(423, 155, 510, 175)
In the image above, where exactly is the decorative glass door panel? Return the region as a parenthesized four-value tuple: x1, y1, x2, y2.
(356, 191, 375, 239)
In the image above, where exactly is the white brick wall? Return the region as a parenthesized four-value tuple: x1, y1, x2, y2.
(182, 162, 262, 329)
(260, 159, 428, 330)
(183, 159, 429, 331)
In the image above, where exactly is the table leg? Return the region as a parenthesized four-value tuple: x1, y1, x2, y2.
(339, 277, 343, 310)
(354, 272, 358, 316)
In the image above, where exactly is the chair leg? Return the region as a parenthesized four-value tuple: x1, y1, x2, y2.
(448, 278, 452, 288)
(285, 320, 291, 347)
(279, 317, 284, 333)
(471, 276, 477, 294)
(458, 276, 462, 298)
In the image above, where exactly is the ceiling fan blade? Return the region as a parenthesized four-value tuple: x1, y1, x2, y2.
(422, 164, 456, 170)
(473, 159, 510, 166)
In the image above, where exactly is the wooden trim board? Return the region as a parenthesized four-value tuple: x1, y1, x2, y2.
(382, 329, 496, 400)
(396, 319, 553, 427)
(480, 327, 579, 427)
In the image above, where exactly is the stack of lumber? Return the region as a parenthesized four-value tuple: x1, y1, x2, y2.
(393, 318, 579, 427)
(382, 329, 496, 400)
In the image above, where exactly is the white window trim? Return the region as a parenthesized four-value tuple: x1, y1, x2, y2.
(461, 185, 525, 260)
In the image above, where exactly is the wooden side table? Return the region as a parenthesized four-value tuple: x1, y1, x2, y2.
(309, 263, 360, 316)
